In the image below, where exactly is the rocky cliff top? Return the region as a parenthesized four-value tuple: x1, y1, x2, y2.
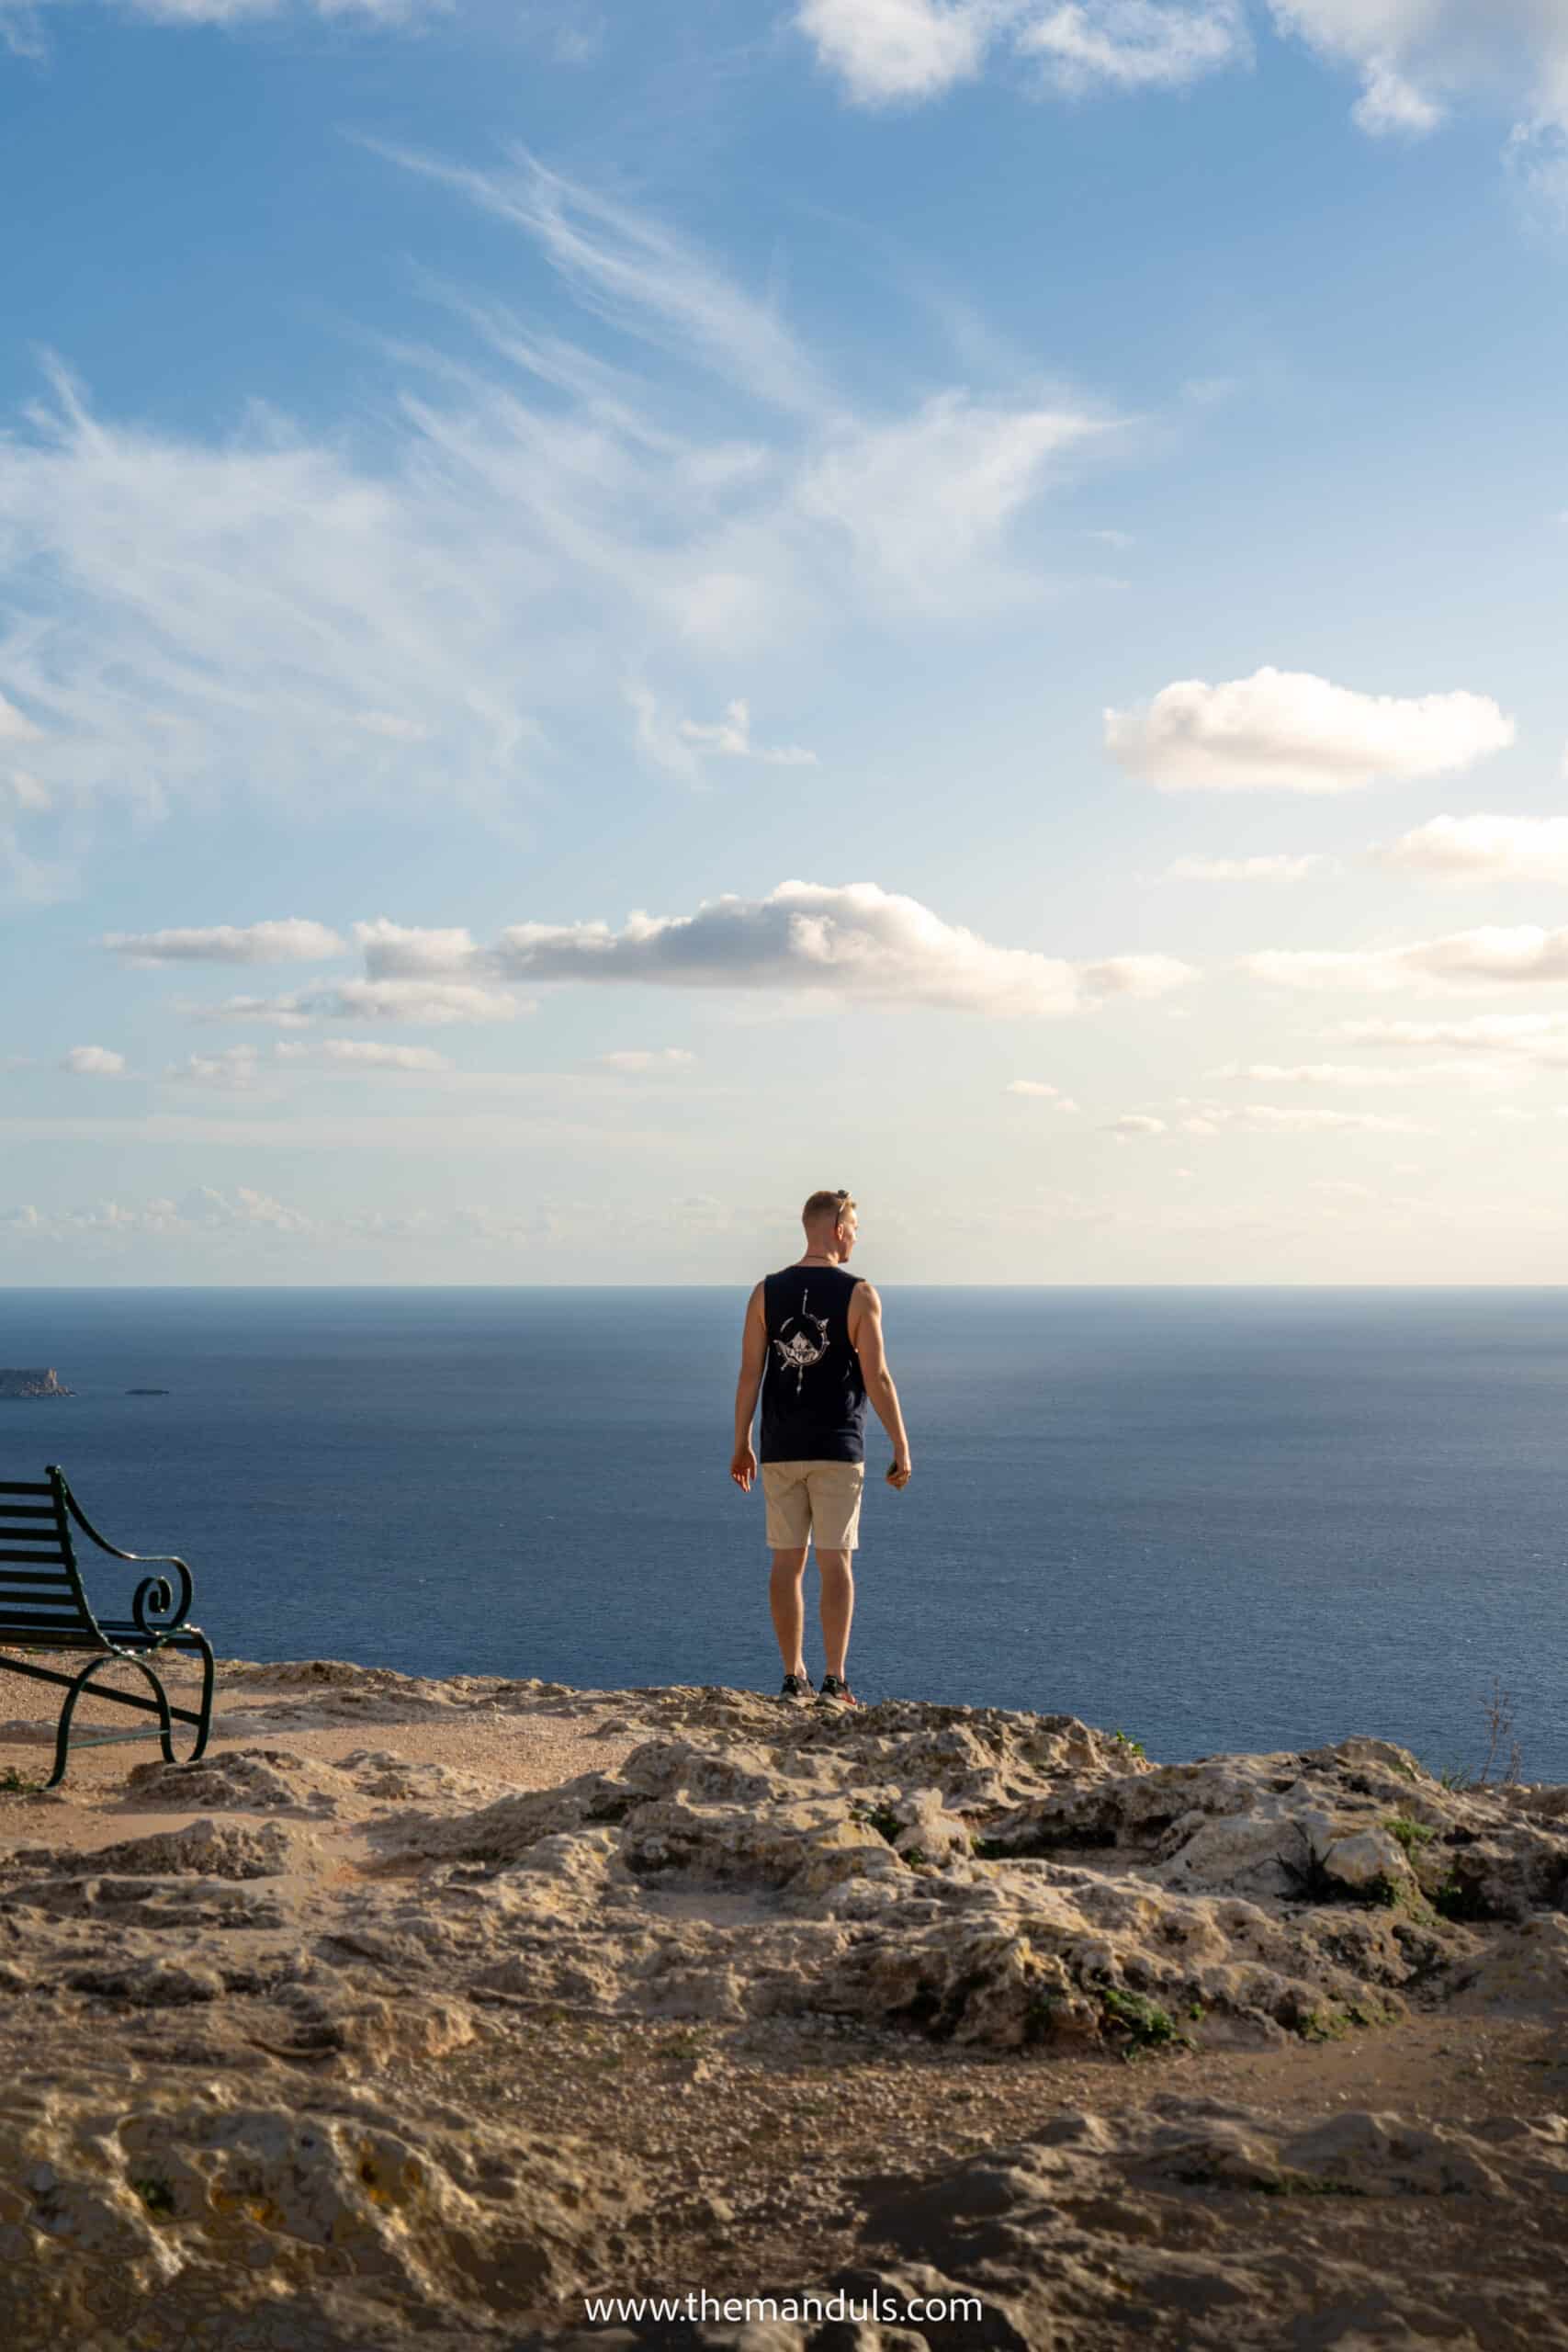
(1, 1658, 1565, 2348)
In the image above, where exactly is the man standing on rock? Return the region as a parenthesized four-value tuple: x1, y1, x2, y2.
(730, 1189, 912, 1707)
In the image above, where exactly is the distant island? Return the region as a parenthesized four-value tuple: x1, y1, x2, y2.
(125, 1387, 170, 1396)
(0, 1368, 73, 1399)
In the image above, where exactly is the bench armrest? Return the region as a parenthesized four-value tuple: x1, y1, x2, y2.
(50, 1467, 196, 1642)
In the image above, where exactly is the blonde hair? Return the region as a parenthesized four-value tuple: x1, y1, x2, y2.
(801, 1188, 855, 1228)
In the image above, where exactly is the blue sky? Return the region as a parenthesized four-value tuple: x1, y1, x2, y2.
(3, 0, 1568, 1283)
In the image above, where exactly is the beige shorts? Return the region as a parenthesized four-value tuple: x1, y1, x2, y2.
(761, 1459, 866, 1551)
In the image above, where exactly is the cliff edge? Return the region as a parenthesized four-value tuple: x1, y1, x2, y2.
(1, 1661, 1565, 2347)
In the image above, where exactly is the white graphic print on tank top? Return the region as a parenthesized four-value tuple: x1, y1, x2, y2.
(771, 1287, 830, 1394)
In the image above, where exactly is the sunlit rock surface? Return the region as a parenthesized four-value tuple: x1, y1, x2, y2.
(1, 1663, 1564, 2347)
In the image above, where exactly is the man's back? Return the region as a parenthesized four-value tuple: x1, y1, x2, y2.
(758, 1263, 866, 1465)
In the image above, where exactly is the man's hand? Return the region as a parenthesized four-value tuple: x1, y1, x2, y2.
(730, 1442, 758, 1493)
(886, 1453, 912, 1491)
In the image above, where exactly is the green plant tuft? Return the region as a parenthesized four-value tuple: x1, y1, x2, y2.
(1100, 1986, 1190, 2055)
(1295, 2007, 1352, 2043)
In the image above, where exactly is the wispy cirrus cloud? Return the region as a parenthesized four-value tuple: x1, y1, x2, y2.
(104, 919, 345, 966)
(165, 1038, 451, 1086)
(0, 693, 41, 741)
(1244, 925, 1568, 993)
(195, 979, 526, 1028)
(354, 880, 1197, 1017)
(0, 152, 1125, 867)
(1021, 1, 1249, 94)
(598, 1047, 698, 1072)
(678, 698, 818, 767)
(1107, 667, 1514, 794)
(1166, 851, 1328, 880)
(0, 1188, 314, 1244)
(1179, 1098, 1426, 1135)
(1209, 1058, 1514, 1091)
(1336, 1013, 1568, 1068)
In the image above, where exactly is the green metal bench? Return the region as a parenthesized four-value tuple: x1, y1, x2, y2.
(0, 1464, 215, 1789)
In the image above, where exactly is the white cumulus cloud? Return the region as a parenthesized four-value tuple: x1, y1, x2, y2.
(794, 0, 998, 104)
(355, 884, 1199, 1014)
(1267, 3, 1568, 142)
(1350, 60, 1446, 136)
(795, 0, 1248, 104)
(351, 921, 483, 976)
(1104, 1112, 1168, 1136)
(104, 919, 345, 966)
(363, 880, 1197, 1018)
(1107, 667, 1515, 794)
(62, 1045, 126, 1076)
(1377, 813, 1568, 884)
(1006, 1079, 1081, 1108)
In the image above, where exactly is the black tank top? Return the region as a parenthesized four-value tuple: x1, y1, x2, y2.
(759, 1265, 867, 1464)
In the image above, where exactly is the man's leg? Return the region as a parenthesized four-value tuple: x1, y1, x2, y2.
(817, 1549, 854, 1680)
(769, 1549, 809, 1678)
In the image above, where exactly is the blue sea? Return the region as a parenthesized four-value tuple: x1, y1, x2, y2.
(2, 1288, 1563, 1783)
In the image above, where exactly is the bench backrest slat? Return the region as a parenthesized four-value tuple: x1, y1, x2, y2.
(0, 1473, 92, 1635)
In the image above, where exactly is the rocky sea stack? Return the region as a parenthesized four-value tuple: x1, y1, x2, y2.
(1, 1661, 1565, 2347)
(0, 1369, 72, 1399)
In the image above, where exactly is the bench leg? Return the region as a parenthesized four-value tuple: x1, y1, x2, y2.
(185, 1629, 215, 1764)
(49, 1654, 178, 1791)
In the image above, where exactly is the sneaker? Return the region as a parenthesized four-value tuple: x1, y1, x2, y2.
(817, 1675, 859, 1708)
(779, 1672, 814, 1701)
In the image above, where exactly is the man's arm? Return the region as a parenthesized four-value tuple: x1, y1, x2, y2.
(730, 1282, 767, 1490)
(850, 1283, 912, 1488)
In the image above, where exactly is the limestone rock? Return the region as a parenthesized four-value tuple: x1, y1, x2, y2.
(2, 1674, 1566, 2348)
